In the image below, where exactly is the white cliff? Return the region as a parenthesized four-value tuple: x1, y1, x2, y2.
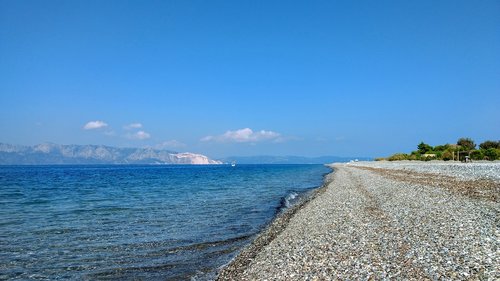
(173, 152, 223, 164)
(0, 143, 222, 165)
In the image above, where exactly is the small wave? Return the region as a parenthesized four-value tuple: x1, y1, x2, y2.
(285, 192, 298, 208)
(277, 186, 321, 213)
(278, 191, 300, 212)
(166, 234, 252, 253)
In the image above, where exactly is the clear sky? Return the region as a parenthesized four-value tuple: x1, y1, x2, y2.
(1, 0, 499, 158)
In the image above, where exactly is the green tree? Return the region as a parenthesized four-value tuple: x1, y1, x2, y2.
(417, 142, 433, 154)
(457, 137, 476, 151)
(479, 140, 500, 150)
(434, 144, 451, 152)
(483, 148, 499, 160)
(470, 150, 484, 160)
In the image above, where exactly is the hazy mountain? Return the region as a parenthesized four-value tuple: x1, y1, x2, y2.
(219, 155, 371, 164)
(0, 143, 222, 165)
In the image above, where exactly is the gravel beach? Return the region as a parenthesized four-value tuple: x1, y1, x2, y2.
(217, 161, 499, 280)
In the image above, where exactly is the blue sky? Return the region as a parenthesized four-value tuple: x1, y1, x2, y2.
(1, 0, 499, 157)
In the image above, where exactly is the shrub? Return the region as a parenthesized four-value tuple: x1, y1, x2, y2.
(407, 154, 419, 160)
(483, 148, 499, 160)
(374, 157, 386, 161)
(387, 153, 408, 161)
(442, 150, 453, 161)
(470, 150, 484, 160)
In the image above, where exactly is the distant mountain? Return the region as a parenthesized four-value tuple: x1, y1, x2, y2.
(219, 155, 371, 164)
(0, 143, 222, 165)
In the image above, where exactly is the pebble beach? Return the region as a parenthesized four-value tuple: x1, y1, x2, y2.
(217, 161, 499, 280)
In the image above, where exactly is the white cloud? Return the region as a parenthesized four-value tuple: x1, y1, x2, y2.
(156, 140, 187, 149)
(83, 120, 108, 130)
(201, 128, 282, 143)
(124, 123, 143, 130)
(128, 130, 151, 140)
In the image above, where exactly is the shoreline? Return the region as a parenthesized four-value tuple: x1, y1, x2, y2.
(216, 165, 336, 280)
(216, 161, 499, 279)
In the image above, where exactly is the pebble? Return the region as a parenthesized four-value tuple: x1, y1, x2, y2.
(217, 161, 500, 280)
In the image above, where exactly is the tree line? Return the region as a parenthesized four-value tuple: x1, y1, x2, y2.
(379, 138, 500, 161)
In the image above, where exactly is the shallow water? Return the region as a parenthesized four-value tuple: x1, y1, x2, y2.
(0, 164, 330, 280)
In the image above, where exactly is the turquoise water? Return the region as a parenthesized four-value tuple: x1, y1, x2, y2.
(0, 164, 330, 280)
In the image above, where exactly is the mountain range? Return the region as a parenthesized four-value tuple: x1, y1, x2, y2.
(0, 143, 222, 165)
(220, 155, 371, 164)
(0, 143, 370, 165)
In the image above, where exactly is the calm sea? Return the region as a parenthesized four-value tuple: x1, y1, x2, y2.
(0, 164, 330, 280)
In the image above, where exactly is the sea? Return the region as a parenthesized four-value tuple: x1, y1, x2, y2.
(0, 164, 331, 280)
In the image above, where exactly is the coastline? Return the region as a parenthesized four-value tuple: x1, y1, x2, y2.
(216, 161, 499, 280)
(216, 165, 336, 280)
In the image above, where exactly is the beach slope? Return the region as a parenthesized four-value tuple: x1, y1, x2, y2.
(218, 162, 499, 280)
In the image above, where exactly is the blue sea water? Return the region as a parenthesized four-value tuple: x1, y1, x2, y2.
(0, 164, 331, 280)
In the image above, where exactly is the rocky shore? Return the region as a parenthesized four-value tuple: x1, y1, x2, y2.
(217, 161, 499, 280)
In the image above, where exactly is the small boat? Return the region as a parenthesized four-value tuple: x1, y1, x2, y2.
(231, 161, 236, 167)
